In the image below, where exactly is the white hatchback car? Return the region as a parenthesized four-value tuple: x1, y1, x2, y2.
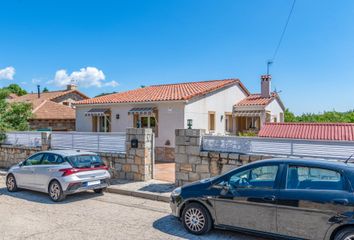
(6, 150, 111, 201)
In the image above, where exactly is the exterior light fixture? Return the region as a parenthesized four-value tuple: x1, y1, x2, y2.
(116, 114, 120, 119)
(187, 119, 193, 129)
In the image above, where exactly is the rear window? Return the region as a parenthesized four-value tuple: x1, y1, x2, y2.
(66, 155, 104, 168)
(286, 166, 344, 191)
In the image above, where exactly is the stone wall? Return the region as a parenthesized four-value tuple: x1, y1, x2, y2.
(84, 128, 153, 181)
(52, 91, 87, 103)
(98, 152, 127, 178)
(29, 119, 76, 131)
(0, 129, 154, 182)
(175, 129, 273, 186)
(0, 145, 41, 168)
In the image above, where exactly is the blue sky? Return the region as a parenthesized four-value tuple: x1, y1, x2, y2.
(0, 0, 353, 114)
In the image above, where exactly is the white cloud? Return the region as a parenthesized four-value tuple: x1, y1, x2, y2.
(104, 80, 119, 87)
(0, 66, 15, 80)
(32, 78, 41, 84)
(50, 67, 117, 88)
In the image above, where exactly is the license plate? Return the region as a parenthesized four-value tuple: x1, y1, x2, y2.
(87, 180, 100, 186)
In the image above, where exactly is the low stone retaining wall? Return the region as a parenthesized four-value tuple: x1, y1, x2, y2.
(0, 128, 154, 181)
(175, 129, 274, 186)
(0, 145, 41, 168)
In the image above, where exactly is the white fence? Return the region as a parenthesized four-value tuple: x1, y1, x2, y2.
(4, 131, 42, 147)
(51, 132, 126, 153)
(202, 135, 354, 160)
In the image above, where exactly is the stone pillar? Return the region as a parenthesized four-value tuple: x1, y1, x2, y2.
(174, 129, 267, 186)
(125, 128, 153, 181)
(175, 129, 205, 186)
(41, 132, 51, 150)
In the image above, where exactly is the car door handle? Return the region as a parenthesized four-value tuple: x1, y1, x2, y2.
(332, 199, 349, 205)
(263, 195, 276, 202)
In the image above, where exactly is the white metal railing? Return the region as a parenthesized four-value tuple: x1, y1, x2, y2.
(51, 132, 126, 153)
(202, 135, 354, 160)
(4, 131, 42, 147)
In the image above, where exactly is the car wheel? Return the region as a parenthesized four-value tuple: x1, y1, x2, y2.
(6, 174, 18, 192)
(93, 188, 105, 194)
(182, 203, 212, 235)
(335, 227, 354, 240)
(49, 180, 66, 202)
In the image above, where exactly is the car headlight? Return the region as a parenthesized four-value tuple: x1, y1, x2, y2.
(171, 187, 182, 197)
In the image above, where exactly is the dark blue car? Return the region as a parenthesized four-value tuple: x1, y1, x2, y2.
(170, 159, 354, 240)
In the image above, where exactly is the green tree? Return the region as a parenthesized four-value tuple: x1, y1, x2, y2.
(0, 85, 32, 141)
(42, 87, 49, 92)
(284, 108, 296, 122)
(2, 102, 32, 130)
(284, 109, 354, 123)
(0, 89, 10, 99)
(4, 84, 27, 96)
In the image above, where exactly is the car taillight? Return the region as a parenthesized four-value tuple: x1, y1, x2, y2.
(59, 166, 109, 176)
(59, 168, 79, 176)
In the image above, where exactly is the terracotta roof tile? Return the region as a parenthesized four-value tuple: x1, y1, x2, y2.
(258, 122, 354, 141)
(235, 93, 277, 107)
(32, 101, 75, 120)
(76, 79, 249, 105)
(8, 89, 88, 120)
(9, 89, 89, 104)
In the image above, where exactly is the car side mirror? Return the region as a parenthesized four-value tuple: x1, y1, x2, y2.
(19, 161, 24, 167)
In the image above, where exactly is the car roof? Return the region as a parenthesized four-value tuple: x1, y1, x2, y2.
(247, 158, 354, 171)
(39, 149, 98, 157)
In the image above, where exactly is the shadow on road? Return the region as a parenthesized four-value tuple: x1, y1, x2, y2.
(138, 183, 175, 193)
(0, 187, 102, 204)
(153, 215, 265, 240)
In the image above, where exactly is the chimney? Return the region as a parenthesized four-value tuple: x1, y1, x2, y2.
(261, 74, 271, 98)
(37, 85, 41, 98)
(67, 83, 77, 91)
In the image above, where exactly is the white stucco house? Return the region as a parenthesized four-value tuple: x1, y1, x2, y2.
(74, 75, 285, 161)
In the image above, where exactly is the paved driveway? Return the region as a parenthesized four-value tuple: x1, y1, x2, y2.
(0, 176, 267, 240)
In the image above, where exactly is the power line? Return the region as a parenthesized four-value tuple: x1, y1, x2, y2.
(271, 0, 297, 62)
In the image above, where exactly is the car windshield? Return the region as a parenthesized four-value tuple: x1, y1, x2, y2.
(66, 155, 104, 168)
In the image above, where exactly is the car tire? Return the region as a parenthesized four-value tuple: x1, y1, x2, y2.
(182, 203, 212, 235)
(334, 227, 354, 240)
(48, 180, 66, 202)
(6, 174, 19, 192)
(93, 188, 105, 194)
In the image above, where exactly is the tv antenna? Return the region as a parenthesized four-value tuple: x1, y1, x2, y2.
(273, 87, 282, 94)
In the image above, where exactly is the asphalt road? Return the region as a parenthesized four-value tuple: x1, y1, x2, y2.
(0, 176, 267, 240)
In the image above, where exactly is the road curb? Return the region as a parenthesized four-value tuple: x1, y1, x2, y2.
(106, 187, 170, 203)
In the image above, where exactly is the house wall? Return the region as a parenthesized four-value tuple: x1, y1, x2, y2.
(75, 102, 185, 147)
(52, 92, 87, 105)
(184, 84, 247, 134)
(265, 99, 284, 123)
